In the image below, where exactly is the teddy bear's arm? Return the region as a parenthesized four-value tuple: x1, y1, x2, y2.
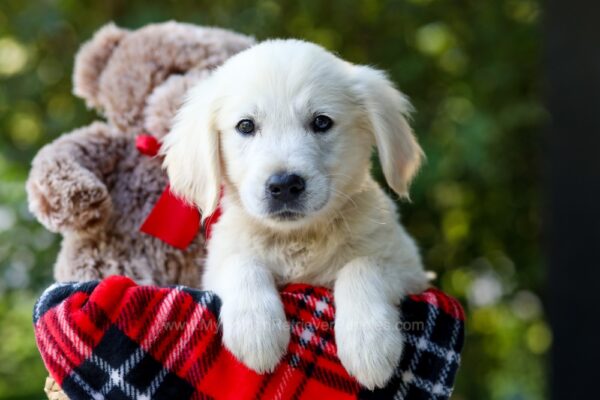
(26, 121, 127, 234)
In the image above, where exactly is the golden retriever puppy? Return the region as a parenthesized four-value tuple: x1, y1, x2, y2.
(162, 39, 428, 389)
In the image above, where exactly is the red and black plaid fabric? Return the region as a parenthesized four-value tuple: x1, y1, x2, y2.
(33, 276, 464, 400)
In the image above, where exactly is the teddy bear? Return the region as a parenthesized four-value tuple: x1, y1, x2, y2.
(26, 21, 254, 286)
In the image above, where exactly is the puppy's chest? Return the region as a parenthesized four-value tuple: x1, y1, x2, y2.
(264, 237, 345, 285)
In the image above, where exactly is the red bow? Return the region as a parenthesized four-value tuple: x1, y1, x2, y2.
(136, 134, 220, 249)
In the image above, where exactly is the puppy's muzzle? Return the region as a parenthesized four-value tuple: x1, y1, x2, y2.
(265, 172, 306, 217)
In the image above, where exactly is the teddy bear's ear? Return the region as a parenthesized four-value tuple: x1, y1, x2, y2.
(73, 23, 129, 108)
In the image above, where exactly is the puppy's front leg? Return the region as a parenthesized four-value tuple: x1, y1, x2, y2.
(334, 257, 405, 389)
(205, 254, 290, 373)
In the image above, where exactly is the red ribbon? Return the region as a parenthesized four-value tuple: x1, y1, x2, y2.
(136, 134, 219, 249)
(136, 134, 162, 157)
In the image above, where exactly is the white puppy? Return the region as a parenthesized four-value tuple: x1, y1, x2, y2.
(162, 39, 429, 389)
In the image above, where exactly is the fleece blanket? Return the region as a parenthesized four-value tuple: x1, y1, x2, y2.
(33, 276, 464, 400)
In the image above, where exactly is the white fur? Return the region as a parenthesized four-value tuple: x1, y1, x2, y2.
(162, 39, 428, 389)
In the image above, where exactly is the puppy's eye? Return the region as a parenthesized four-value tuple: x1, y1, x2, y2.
(311, 115, 334, 133)
(236, 119, 255, 135)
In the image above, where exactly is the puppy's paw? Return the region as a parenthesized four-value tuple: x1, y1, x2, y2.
(335, 308, 404, 389)
(221, 300, 290, 373)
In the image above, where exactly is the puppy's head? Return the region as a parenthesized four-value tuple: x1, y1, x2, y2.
(162, 40, 423, 229)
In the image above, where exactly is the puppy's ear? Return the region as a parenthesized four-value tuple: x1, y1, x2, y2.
(161, 76, 221, 219)
(352, 66, 424, 198)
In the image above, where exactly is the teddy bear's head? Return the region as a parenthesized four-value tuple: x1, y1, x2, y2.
(73, 21, 254, 138)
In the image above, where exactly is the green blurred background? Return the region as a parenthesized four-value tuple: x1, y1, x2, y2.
(0, 0, 545, 399)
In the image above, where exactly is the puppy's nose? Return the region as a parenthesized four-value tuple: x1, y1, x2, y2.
(266, 173, 306, 202)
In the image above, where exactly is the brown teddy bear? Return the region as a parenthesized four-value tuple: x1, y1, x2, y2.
(26, 21, 254, 286)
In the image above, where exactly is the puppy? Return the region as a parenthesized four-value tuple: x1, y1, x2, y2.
(162, 39, 429, 389)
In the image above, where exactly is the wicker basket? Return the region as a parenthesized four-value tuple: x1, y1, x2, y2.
(44, 376, 68, 400)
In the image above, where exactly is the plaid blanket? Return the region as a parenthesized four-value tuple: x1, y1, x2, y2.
(33, 276, 464, 400)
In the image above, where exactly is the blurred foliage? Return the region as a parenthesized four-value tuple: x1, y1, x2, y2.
(0, 0, 545, 399)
